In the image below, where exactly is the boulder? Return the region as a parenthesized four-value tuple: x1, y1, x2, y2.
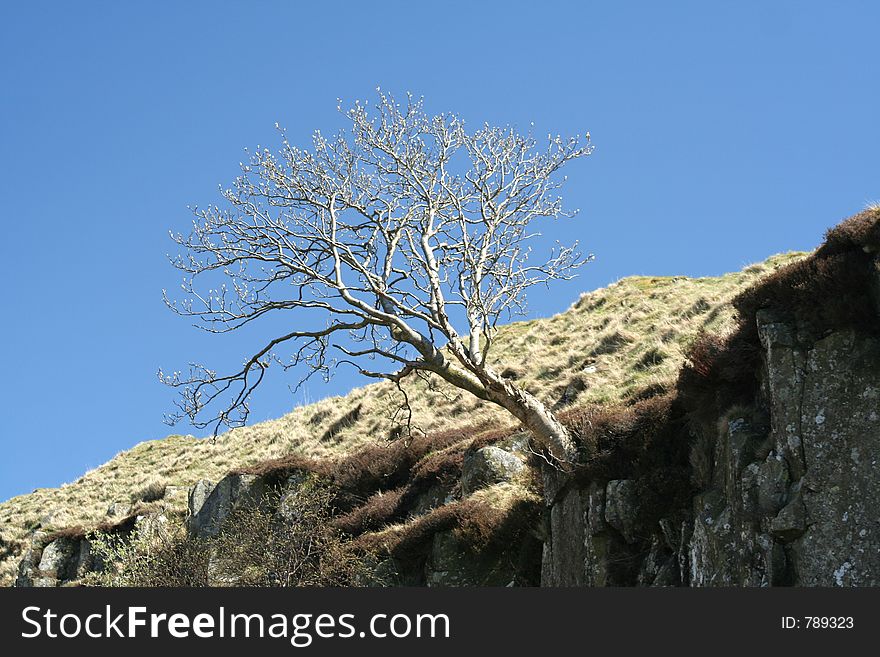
(15, 535, 94, 587)
(37, 539, 78, 584)
(461, 447, 525, 495)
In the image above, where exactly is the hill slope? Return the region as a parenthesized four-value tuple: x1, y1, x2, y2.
(0, 251, 806, 585)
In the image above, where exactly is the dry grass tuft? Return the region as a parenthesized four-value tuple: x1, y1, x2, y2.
(43, 525, 88, 544)
(131, 481, 167, 504)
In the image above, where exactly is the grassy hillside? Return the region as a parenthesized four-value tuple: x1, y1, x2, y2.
(0, 251, 806, 585)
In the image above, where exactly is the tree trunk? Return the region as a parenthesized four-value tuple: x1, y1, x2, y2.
(425, 343, 578, 466)
(483, 372, 578, 466)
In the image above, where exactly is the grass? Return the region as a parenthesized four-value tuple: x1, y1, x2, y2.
(0, 250, 807, 585)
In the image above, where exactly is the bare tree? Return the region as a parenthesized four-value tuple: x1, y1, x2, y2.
(161, 90, 592, 465)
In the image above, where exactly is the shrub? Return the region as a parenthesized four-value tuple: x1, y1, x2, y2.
(356, 503, 462, 558)
(676, 330, 762, 429)
(0, 535, 18, 561)
(210, 483, 375, 586)
(356, 492, 541, 563)
(558, 395, 693, 532)
(44, 525, 88, 544)
(236, 453, 325, 487)
(88, 480, 375, 587)
(454, 496, 541, 554)
(85, 519, 209, 587)
(331, 426, 511, 536)
(131, 480, 167, 504)
(734, 251, 877, 339)
(816, 206, 880, 257)
(329, 429, 465, 497)
(333, 487, 408, 535)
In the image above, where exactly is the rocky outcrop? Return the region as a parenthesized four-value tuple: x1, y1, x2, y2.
(765, 324, 880, 585)
(542, 313, 880, 586)
(426, 528, 537, 587)
(14, 531, 94, 587)
(13, 531, 47, 587)
(187, 473, 266, 539)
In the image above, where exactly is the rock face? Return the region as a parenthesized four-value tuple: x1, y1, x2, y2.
(425, 529, 538, 587)
(187, 480, 215, 524)
(774, 326, 880, 585)
(187, 474, 266, 539)
(13, 532, 47, 587)
(15, 532, 94, 587)
(542, 316, 880, 586)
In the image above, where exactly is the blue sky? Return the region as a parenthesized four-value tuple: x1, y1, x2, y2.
(1, 1, 878, 502)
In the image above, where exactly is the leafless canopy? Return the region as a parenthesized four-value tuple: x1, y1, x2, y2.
(161, 90, 592, 457)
